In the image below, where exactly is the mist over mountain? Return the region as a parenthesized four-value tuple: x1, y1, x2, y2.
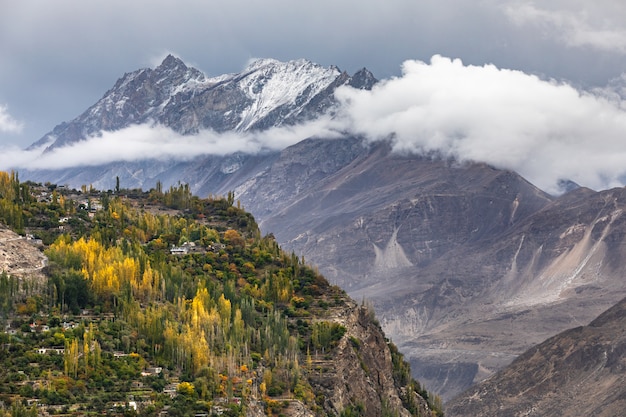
(11, 56, 626, 403)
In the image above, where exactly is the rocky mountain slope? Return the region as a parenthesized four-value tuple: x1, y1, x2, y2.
(18, 56, 626, 401)
(446, 296, 626, 416)
(233, 137, 626, 400)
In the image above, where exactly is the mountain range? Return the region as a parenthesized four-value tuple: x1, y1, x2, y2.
(17, 56, 626, 405)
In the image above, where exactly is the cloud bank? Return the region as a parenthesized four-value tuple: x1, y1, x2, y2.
(335, 56, 626, 194)
(4, 55, 626, 194)
(0, 117, 340, 170)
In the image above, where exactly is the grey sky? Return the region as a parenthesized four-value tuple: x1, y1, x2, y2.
(2, 0, 626, 192)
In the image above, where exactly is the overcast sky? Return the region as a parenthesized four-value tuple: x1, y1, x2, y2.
(2, 0, 626, 192)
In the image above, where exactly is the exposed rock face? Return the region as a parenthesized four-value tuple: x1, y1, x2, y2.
(0, 225, 46, 282)
(446, 296, 626, 417)
(367, 186, 626, 400)
(307, 299, 436, 417)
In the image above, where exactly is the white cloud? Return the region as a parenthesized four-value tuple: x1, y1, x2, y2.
(0, 105, 23, 133)
(504, 1, 626, 53)
(335, 55, 626, 193)
(0, 117, 341, 171)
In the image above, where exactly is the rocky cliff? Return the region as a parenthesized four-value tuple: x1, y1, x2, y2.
(306, 300, 437, 417)
(236, 296, 439, 417)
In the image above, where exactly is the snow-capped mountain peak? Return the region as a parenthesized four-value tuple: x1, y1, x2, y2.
(31, 55, 377, 150)
(233, 58, 342, 130)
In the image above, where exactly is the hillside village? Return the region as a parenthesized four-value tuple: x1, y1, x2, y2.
(0, 172, 442, 417)
(0, 183, 249, 415)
